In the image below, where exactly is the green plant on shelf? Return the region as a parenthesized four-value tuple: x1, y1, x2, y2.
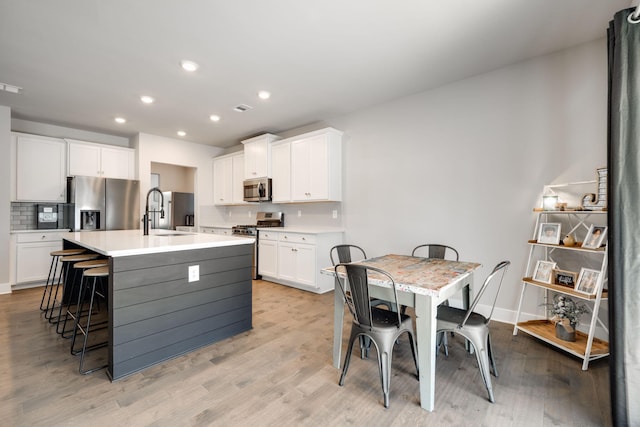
(543, 294, 588, 328)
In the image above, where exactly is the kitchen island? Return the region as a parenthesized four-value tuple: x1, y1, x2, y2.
(63, 229, 255, 380)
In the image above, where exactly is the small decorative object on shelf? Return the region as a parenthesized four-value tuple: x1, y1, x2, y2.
(582, 225, 608, 249)
(543, 294, 588, 342)
(581, 167, 607, 211)
(537, 222, 561, 244)
(562, 234, 576, 247)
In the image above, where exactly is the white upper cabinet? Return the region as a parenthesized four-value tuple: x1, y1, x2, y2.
(67, 139, 135, 179)
(213, 152, 246, 205)
(271, 140, 291, 203)
(242, 133, 280, 179)
(290, 128, 343, 202)
(13, 133, 67, 202)
(213, 155, 232, 205)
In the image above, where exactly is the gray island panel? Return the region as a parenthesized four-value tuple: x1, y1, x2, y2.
(109, 244, 253, 380)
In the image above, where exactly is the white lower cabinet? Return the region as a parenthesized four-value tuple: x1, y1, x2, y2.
(12, 231, 64, 286)
(258, 232, 278, 278)
(258, 229, 343, 294)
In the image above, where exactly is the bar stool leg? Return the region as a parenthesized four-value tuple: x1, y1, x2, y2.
(79, 276, 108, 375)
(46, 261, 68, 323)
(56, 266, 80, 335)
(40, 255, 59, 311)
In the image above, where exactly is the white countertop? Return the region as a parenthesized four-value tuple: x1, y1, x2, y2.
(63, 229, 255, 257)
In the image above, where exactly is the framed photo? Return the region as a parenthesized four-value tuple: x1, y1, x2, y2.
(575, 268, 600, 295)
(582, 225, 607, 249)
(553, 269, 577, 288)
(537, 223, 561, 245)
(533, 260, 557, 284)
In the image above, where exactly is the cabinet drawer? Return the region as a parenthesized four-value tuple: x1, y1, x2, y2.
(259, 230, 279, 241)
(16, 232, 64, 243)
(278, 233, 316, 244)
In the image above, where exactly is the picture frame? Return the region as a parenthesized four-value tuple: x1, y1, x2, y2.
(537, 223, 561, 245)
(575, 268, 600, 295)
(553, 269, 577, 288)
(581, 225, 607, 249)
(533, 260, 557, 284)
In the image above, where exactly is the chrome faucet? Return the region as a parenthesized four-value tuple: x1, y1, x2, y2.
(143, 187, 165, 235)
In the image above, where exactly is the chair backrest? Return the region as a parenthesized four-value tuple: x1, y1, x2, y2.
(411, 244, 459, 261)
(330, 244, 367, 266)
(461, 260, 510, 327)
(334, 263, 403, 329)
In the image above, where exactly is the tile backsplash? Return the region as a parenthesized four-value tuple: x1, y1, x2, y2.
(11, 202, 37, 230)
(10, 202, 71, 231)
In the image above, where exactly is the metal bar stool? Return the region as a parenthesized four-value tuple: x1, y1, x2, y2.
(41, 249, 85, 313)
(72, 266, 109, 375)
(50, 253, 99, 329)
(59, 258, 109, 339)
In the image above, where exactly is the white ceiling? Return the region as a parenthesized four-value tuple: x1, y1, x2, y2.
(0, 0, 633, 148)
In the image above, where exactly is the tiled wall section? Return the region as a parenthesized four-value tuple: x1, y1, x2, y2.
(11, 202, 37, 230)
(10, 202, 70, 231)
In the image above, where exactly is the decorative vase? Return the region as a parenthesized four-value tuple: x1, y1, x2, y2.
(555, 321, 576, 342)
(562, 234, 576, 247)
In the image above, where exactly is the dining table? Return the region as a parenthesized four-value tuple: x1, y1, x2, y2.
(322, 254, 482, 412)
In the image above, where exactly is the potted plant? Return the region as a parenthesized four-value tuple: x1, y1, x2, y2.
(543, 294, 588, 341)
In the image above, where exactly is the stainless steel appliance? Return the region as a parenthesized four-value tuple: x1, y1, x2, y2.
(37, 204, 58, 229)
(243, 177, 272, 202)
(67, 176, 140, 231)
(232, 211, 284, 279)
(148, 191, 194, 230)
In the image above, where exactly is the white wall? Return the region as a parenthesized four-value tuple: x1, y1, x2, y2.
(326, 38, 608, 322)
(212, 40, 608, 323)
(0, 106, 11, 294)
(133, 133, 226, 227)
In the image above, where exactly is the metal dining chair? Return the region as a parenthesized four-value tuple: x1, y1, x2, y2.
(436, 260, 510, 403)
(411, 243, 460, 355)
(330, 244, 396, 358)
(334, 263, 419, 408)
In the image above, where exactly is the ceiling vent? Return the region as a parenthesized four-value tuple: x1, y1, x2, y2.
(0, 82, 22, 94)
(233, 104, 253, 112)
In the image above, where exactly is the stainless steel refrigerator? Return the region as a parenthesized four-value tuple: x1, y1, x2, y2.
(67, 176, 140, 230)
(149, 191, 194, 230)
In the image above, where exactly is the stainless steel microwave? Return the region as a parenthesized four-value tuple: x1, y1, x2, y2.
(243, 178, 272, 202)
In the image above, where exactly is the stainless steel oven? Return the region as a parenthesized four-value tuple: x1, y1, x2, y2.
(232, 212, 284, 279)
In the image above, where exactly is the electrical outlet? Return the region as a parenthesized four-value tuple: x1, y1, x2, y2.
(298, 210, 302, 217)
(332, 210, 338, 219)
(248, 211, 252, 217)
(188, 265, 199, 282)
(228, 211, 232, 217)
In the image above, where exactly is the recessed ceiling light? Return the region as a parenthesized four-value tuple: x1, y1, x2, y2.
(177, 131, 186, 137)
(209, 114, 221, 122)
(140, 95, 155, 104)
(114, 117, 126, 124)
(180, 60, 199, 72)
(258, 90, 271, 100)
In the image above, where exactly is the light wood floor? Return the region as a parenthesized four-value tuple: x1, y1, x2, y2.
(0, 280, 611, 426)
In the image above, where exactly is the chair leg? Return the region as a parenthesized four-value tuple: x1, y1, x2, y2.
(378, 348, 391, 408)
(407, 331, 419, 377)
(79, 276, 108, 375)
(339, 330, 358, 386)
(470, 337, 495, 403)
(487, 333, 498, 377)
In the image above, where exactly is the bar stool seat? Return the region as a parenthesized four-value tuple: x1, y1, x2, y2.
(41, 248, 86, 313)
(72, 266, 109, 375)
(59, 258, 109, 339)
(51, 253, 99, 329)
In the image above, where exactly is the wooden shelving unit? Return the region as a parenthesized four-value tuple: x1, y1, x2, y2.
(513, 210, 609, 370)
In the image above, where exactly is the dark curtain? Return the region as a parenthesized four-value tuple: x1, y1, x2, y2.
(608, 7, 640, 427)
